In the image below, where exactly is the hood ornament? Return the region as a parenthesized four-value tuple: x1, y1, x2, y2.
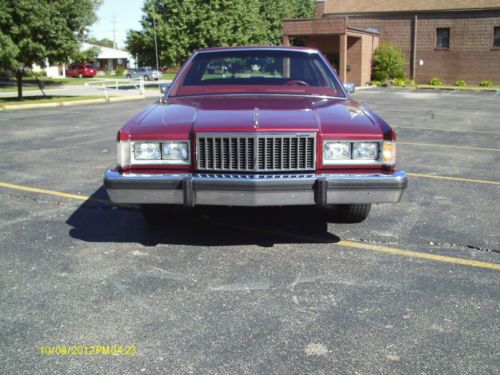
(253, 107, 259, 129)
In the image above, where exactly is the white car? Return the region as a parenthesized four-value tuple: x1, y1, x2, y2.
(125, 68, 162, 81)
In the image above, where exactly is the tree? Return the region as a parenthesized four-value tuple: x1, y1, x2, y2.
(372, 42, 406, 81)
(87, 37, 114, 48)
(126, 0, 315, 68)
(73, 46, 101, 64)
(0, 0, 101, 99)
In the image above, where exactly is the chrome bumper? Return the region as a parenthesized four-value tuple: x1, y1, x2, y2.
(104, 170, 408, 206)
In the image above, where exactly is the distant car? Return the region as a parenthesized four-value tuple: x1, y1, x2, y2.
(125, 68, 162, 81)
(105, 46, 407, 224)
(66, 64, 96, 78)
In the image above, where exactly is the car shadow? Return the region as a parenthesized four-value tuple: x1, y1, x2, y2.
(66, 186, 341, 247)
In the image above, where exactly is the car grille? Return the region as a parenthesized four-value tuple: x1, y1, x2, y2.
(196, 133, 316, 172)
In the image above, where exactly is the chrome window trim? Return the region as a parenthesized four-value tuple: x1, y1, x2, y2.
(322, 139, 384, 166)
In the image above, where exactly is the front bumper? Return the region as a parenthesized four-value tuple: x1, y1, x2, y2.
(104, 170, 407, 207)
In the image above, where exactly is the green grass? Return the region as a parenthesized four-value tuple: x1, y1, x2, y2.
(415, 84, 500, 91)
(389, 84, 500, 91)
(0, 95, 103, 105)
(0, 86, 39, 92)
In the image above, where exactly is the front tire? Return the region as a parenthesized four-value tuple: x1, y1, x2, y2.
(324, 204, 371, 223)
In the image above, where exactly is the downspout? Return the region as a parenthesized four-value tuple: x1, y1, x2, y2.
(412, 14, 418, 80)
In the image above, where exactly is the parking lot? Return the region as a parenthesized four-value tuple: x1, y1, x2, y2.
(0, 88, 498, 374)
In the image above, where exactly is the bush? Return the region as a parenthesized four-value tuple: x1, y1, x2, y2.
(393, 78, 406, 86)
(372, 42, 406, 81)
(25, 70, 47, 78)
(369, 80, 382, 87)
(115, 66, 124, 76)
(405, 79, 416, 86)
(479, 80, 494, 87)
(373, 70, 388, 82)
(429, 77, 442, 86)
(455, 80, 466, 87)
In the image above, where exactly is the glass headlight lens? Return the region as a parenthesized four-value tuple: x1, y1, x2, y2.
(133, 142, 161, 160)
(162, 142, 189, 161)
(324, 142, 351, 161)
(352, 142, 379, 160)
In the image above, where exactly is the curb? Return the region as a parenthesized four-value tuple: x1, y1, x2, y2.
(0, 95, 148, 111)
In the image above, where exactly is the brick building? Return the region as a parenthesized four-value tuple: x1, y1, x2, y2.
(283, 0, 500, 85)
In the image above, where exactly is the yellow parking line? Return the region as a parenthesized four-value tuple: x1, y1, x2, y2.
(338, 240, 500, 271)
(408, 173, 500, 185)
(0, 182, 90, 201)
(1, 180, 499, 271)
(399, 141, 500, 152)
(395, 126, 500, 135)
(220, 223, 500, 271)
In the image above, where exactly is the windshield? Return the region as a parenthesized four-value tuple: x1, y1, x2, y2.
(172, 49, 345, 98)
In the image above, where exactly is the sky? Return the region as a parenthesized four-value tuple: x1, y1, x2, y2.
(88, 0, 145, 49)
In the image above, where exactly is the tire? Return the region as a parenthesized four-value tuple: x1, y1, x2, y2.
(144, 75, 149, 81)
(324, 204, 371, 223)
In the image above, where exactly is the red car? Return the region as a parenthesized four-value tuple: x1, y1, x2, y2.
(104, 46, 407, 223)
(66, 63, 96, 78)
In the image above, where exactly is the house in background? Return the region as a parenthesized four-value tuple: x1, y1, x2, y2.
(33, 43, 137, 78)
(283, 0, 500, 85)
(80, 43, 136, 72)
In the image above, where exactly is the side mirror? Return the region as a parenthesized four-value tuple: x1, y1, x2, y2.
(343, 82, 356, 94)
(160, 83, 171, 94)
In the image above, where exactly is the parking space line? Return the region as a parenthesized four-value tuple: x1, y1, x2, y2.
(218, 223, 500, 271)
(0, 182, 89, 201)
(408, 173, 500, 185)
(338, 240, 500, 271)
(395, 126, 500, 135)
(399, 141, 500, 152)
(1, 180, 499, 271)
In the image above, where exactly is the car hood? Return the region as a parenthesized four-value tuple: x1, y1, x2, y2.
(127, 95, 384, 140)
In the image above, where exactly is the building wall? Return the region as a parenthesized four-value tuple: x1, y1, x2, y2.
(303, 34, 377, 86)
(325, 0, 500, 14)
(348, 10, 500, 84)
(348, 15, 414, 78)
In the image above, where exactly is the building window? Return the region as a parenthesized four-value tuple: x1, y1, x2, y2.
(494, 27, 500, 47)
(436, 28, 450, 48)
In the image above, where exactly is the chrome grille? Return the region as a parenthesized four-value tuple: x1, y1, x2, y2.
(197, 133, 316, 172)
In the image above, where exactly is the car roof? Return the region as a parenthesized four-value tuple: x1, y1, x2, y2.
(195, 46, 319, 54)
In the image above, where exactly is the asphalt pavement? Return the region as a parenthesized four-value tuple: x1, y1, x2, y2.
(0, 88, 498, 374)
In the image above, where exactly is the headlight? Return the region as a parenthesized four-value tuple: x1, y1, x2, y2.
(133, 142, 161, 160)
(162, 142, 189, 162)
(323, 140, 385, 165)
(352, 142, 378, 160)
(123, 140, 191, 165)
(323, 142, 351, 162)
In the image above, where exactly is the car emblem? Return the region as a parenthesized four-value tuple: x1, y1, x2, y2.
(253, 107, 259, 129)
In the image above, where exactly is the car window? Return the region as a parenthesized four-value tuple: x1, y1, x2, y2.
(176, 50, 343, 97)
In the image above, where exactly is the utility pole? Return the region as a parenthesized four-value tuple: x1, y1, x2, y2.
(112, 13, 117, 49)
(152, 3, 160, 71)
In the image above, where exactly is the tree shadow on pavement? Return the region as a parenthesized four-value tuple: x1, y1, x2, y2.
(66, 186, 341, 247)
